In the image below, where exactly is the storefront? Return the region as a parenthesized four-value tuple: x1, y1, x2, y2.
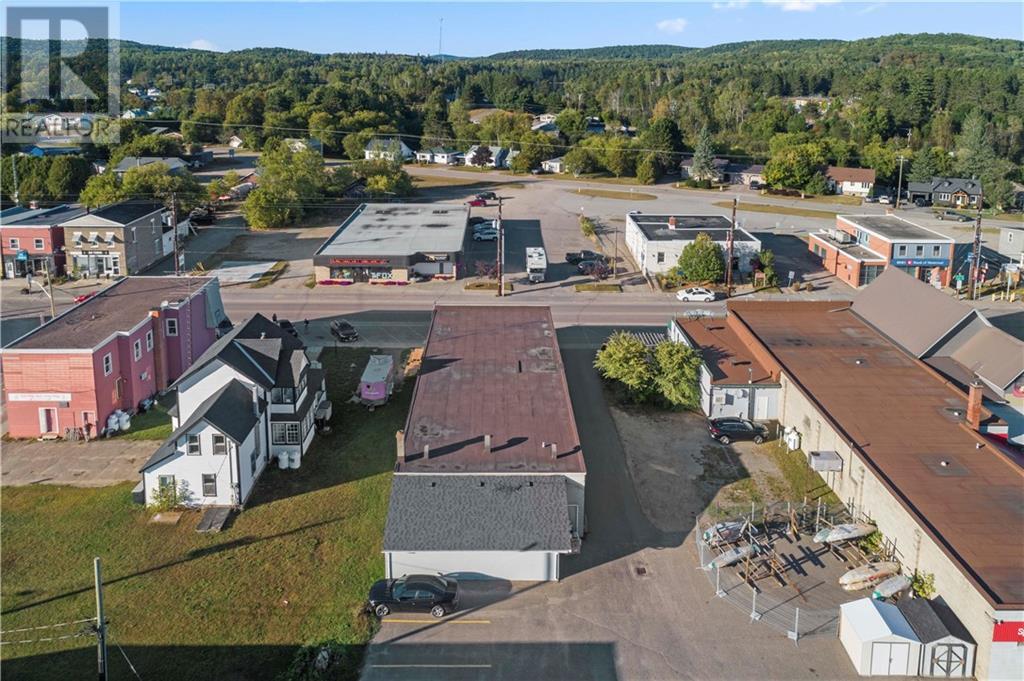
(71, 250, 122, 277)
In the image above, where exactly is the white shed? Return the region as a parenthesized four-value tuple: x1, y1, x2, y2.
(839, 598, 922, 676)
(897, 598, 976, 678)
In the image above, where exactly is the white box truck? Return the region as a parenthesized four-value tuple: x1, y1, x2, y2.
(526, 247, 547, 283)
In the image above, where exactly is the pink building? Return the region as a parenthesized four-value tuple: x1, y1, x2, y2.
(1, 204, 84, 278)
(1, 276, 230, 439)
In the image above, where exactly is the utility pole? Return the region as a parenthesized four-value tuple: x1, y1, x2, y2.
(170, 191, 180, 276)
(94, 557, 108, 681)
(894, 155, 906, 209)
(11, 155, 19, 205)
(496, 197, 504, 297)
(725, 198, 737, 296)
(42, 258, 56, 320)
(969, 211, 983, 300)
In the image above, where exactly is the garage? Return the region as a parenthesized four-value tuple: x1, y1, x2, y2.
(383, 475, 573, 582)
(898, 598, 976, 678)
(839, 598, 922, 676)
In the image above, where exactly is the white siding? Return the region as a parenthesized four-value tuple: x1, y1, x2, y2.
(385, 551, 560, 581)
(143, 422, 240, 506)
(175, 360, 261, 417)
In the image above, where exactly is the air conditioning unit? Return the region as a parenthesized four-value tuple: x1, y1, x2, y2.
(835, 231, 853, 244)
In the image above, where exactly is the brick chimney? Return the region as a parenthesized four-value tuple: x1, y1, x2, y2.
(967, 380, 983, 430)
(395, 429, 405, 463)
(668, 216, 677, 230)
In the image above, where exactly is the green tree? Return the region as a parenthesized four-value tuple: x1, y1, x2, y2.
(120, 163, 203, 210)
(603, 136, 637, 178)
(677, 232, 724, 283)
(804, 171, 829, 196)
(652, 341, 703, 409)
(78, 172, 124, 207)
(593, 331, 656, 403)
(861, 141, 899, 185)
(636, 152, 660, 185)
(555, 108, 587, 145)
(44, 155, 91, 202)
(639, 117, 681, 167)
(225, 91, 264, 127)
(207, 170, 241, 200)
(109, 134, 184, 165)
(181, 114, 221, 143)
(471, 145, 493, 167)
(955, 110, 997, 180)
(690, 125, 716, 181)
(909, 146, 939, 182)
(763, 143, 825, 190)
(563, 147, 595, 177)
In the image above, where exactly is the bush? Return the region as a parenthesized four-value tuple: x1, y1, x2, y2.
(677, 232, 724, 283)
(579, 215, 596, 238)
(683, 178, 713, 189)
(912, 571, 936, 599)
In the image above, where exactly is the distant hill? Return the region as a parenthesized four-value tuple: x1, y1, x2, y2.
(485, 44, 695, 60)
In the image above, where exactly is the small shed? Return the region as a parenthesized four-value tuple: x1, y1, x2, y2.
(897, 598, 976, 678)
(839, 598, 922, 676)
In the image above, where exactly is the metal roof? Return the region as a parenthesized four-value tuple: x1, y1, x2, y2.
(840, 599, 919, 642)
(314, 203, 468, 258)
(383, 475, 573, 552)
(0, 204, 86, 227)
(677, 317, 775, 386)
(399, 306, 584, 474)
(729, 300, 1024, 609)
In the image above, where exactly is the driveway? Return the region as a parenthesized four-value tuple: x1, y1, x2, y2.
(1, 438, 154, 487)
(360, 340, 857, 681)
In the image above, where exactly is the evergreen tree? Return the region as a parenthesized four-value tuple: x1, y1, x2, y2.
(909, 146, 938, 182)
(690, 125, 716, 181)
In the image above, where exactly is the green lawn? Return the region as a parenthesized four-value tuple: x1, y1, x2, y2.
(567, 188, 658, 201)
(0, 348, 407, 681)
(713, 200, 839, 219)
(117, 405, 172, 441)
(764, 441, 840, 505)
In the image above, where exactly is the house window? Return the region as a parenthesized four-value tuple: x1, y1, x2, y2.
(271, 387, 295, 404)
(915, 245, 924, 256)
(297, 371, 307, 397)
(272, 422, 301, 445)
(131, 226, 137, 243)
(859, 264, 884, 287)
(166, 318, 178, 336)
(146, 330, 154, 351)
(939, 193, 950, 201)
(656, 252, 665, 264)
(8, 238, 19, 249)
(133, 339, 142, 361)
(102, 352, 113, 376)
(187, 434, 201, 455)
(212, 434, 227, 456)
(932, 245, 941, 256)
(897, 245, 907, 256)
(157, 475, 175, 491)
(856, 230, 869, 246)
(33, 238, 44, 250)
(202, 474, 217, 497)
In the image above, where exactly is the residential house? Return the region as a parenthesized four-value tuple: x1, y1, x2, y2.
(138, 313, 327, 508)
(284, 137, 323, 154)
(121, 108, 150, 120)
(146, 87, 163, 99)
(679, 156, 765, 185)
(112, 156, 188, 176)
(364, 137, 413, 162)
(541, 157, 565, 174)
(383, 306, 584, 581)
(414, 147, 463, 165)
(61, 201, 169, 276)
(808, 215, 955, 288)
(464, 145, 509, 168)
(825, 166, 876, 197)
(624, 212, 760, 276)
(996, 225, 1023, 260)
(907, 177, 984, 209)
(1, 276, 228, 439)
(1, 204, 85, 278)
(26, 145, 82, 157)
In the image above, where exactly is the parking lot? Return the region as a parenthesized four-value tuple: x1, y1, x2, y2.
(361, 339, 858, 681)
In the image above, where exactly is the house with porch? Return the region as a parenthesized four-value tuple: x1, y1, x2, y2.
(907, 177, 984, 209)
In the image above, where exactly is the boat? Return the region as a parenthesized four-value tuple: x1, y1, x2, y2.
(872, 574, 912, 600)
(702, 521, 758, 547)
(839, 562, 901, 591)
(705, 543, 758, 570)
(813, 523, 875, 544)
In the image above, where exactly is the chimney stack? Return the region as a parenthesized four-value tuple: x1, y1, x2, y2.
(668, 216, 677, 230)
(483, 434, 491, 454)
(967, 380, 983, 430)
(395, 430, 405, 463)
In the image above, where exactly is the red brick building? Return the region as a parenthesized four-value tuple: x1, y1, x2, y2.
(1, 276, 230, 439)
(0, 204, 84, 278)
(808, 214, 955, 289)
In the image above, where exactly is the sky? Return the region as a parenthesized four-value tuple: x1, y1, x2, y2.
(10, 1, 1024, 56)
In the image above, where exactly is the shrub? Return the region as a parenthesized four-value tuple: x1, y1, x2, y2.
(912, 571, 936, 599)
(677, 232, 724, 283)
(579, 215, 596, 238)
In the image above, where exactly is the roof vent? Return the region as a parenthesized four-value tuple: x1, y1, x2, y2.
(854, 358, 866, 365)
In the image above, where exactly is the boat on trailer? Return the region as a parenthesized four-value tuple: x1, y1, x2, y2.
(839, 562, 901, 591)
(813, 522, 875, 544)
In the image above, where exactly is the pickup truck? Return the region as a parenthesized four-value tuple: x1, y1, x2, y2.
(565, 250, 608, 265)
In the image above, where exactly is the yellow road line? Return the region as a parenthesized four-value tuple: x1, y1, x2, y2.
(381, 618, 491, 624)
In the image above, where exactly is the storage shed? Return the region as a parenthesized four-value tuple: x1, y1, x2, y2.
(840, 598, 922, 676)
(897, 598, 976, 678)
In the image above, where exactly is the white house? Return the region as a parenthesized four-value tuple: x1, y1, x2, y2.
(285, 137, 323, 154)
(414, 147, 463, 165)
(121, 109, 149, 120)
(541, 157, 565, 173)
(624, 212, 761, 277)
(826, 166, 876, 197)
(464, 145, 509, 168)
(139, 314, 327, 508)
(364, 137, 413, 161)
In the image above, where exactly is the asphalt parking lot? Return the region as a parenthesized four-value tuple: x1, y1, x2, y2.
(361, 341, 858, 681)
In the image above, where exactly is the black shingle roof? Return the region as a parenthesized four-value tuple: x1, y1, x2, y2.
(896, 598, 975, 645)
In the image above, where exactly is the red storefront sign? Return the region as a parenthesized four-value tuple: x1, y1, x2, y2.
(329, 258, 388, 266)
(992, 622, 1024, 643)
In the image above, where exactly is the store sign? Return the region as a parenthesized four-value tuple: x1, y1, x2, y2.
(992, 622, 1024, 643)
(891, 258, 948, 267)
(329, 258, 389, 266)
(15, 249, 29, 261)
(9, 392, 72, 402)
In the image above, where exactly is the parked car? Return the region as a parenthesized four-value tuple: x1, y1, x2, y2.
(466, 198, 487, 207)
(577, 259, 606, 273)
(473, 229, 498, 241)
(676, 286, 716, 302)
(367, 574, 459, 618)
(189, 206, 216, 225)
(473, 220, 497, 232)
(864, 196, 879, 204)
(74, 292, 97, 304)
(565, 250, 607, 265)
(707, 417, 769, 445)
(468, 216, 489, 226)
(878, 195, 892, 205)
(748, 180, 761, 190)
(329, 319, 359, 342)
(936, 210, 970, 222)
(476, 192, 498, 201)
(277, 319, 298, 337)
(913, 197, 931, 208)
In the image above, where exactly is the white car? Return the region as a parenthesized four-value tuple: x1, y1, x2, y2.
(676, 287, 716, 302)
(878, 195, 892, 205)
(473, 230, 498, 241)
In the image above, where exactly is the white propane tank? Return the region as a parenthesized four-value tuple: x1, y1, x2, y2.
(118, 412, 131, 431)
(106, 413, 120, 433)
(278, 452, 290, 470)
(289, 450, 301, 469)
(785, 427, 802, 452)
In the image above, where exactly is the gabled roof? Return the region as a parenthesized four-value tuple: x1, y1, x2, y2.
(947, 326, 1024, 392)
(840, 599, 918, 642)
(826, 165, 876, 184)
(897, 598, 975, 645)
(140, 379, 261, 472)
(907, 177, 984, 196)
(112, 157, 187, 173)
(676, 317, 776, 386)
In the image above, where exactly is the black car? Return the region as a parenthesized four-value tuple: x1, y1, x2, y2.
(468, 216, 489, 226)
(329, 319, 359, 342)
(565, 250, 607, 265)
(277, 319, 298, 337)
(476, 191, 498, 201)
(708, 417, 769, 445)
(367, 574, 459, 618)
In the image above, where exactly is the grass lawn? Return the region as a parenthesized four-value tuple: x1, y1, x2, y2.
(764, 441, 840, 505)
(411, 174, 480, 189)
(713, 201, 838, 219)
(574, 283, 622, 292)
(801, 194, 863, 206)
(117, 405, 172, 441)
(567, 188, 657, 201)
(0, 347, 408, 681)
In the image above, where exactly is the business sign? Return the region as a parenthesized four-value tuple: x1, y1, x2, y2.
(9, 392, 72, 402)
(891, 258, 949, 267)
(15, 249, 29, 261)
(329, 258, 389, 266)
(992, 622, 1024, 643)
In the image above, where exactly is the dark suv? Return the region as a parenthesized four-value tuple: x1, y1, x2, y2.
(708, 417, 769, 445)
(367, 574, 459, 618)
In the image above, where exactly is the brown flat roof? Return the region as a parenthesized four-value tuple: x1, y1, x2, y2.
(677, 317, 775, 386)
(399, 306, 584, 474)
(728, 300, 1024, 609)
(5, 276, 214, 351)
